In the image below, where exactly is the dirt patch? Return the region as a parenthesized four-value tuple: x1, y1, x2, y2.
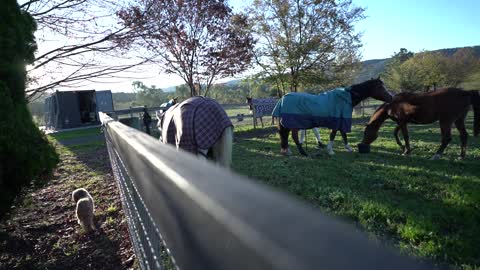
(0, 142, 137, 270)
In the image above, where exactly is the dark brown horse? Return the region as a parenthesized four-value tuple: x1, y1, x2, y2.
(361, 88, 480, 159)
(277, 78, 393, 156)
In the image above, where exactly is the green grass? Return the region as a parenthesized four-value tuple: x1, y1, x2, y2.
(223, 104, 250, 117)
(232, 116, 480, 269)
(48, 127, 102, 141)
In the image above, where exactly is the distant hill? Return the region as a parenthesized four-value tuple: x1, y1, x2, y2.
(163, 85, 177, 92)
(123, 45, 480, 93)
(353, 58, 389, 83)
(353, 45, 480, 83)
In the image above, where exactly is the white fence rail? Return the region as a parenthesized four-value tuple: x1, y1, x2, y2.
(99, 112, 431, 270)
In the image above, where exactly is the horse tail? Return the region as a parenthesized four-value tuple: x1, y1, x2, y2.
(212, 126, 233, 168)
(471, 90, 480, 136)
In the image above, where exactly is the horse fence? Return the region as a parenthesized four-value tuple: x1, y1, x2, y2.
(99, 112, 431, 270)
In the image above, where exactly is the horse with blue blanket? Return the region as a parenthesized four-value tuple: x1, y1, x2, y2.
(273, 78, 392, 156)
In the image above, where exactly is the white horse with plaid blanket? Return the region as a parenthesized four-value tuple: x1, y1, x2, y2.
(156, 97, 233, 168)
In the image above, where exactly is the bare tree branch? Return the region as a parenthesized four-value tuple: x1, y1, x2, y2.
(20, 0, 155, 101)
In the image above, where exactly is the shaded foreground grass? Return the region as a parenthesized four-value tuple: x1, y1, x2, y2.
(0, 129, 136, 269)
(232, 116, 480, 269)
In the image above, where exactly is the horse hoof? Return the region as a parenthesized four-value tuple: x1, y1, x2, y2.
(280, 148, 292, 156)
(328, 150, 335, 155)
(298, 149, 308, 156)
(345, 145, 353, 152)
(431, 154, 441, 160)
(316, 142, 326, 149)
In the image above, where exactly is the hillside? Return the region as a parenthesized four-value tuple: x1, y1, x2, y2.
(353, 45, 480, 83)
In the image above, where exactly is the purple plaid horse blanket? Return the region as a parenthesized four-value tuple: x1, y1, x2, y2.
(160, 97, 232, 154)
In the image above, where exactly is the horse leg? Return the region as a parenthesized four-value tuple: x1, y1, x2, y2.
(432, 122, 452, 160)
(454, 117, 468, 159)
(260, 117, 264, 128)
(312, 127, 325, 148)
(299, 129, 306, 145)
(279, 123, 292, 156)
(327, 130, 337, 155)
(340, 131, 352, 152)
(211, 126, 233, 168)
(292, 128, 308, 156)
(400, 124, 411, 155)
(393, 125, 405, 153)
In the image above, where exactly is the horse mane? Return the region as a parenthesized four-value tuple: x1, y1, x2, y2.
(349, 78, 384, 105)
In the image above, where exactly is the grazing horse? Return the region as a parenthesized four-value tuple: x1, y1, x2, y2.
(156, 96, 233, 168)
(273, 78, 393, 156)
(361, 88, 480, 159)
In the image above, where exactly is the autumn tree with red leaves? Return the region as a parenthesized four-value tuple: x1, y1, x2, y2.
(117, 0, 255, 97)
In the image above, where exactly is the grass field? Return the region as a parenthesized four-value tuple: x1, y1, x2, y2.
(48, 126, 102, 141)
(35, 115, 480, 269)
(232, 115, 480, 269)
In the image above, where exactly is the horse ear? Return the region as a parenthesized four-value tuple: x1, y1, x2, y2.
(377, 75, 381, 80)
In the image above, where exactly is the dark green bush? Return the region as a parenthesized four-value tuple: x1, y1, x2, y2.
(0, 0, 58, 217)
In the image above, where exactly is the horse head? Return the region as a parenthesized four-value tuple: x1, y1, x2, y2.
(350, 78, 393, 106)
(246, 96, 253, 110)
(361, 103, 390, 145)
(368, 77, 393, 103)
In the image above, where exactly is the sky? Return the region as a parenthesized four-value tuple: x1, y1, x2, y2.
(29, 0, 480, 92)
(352, 0, 480, 60)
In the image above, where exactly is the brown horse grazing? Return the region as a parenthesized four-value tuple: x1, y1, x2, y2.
(275, 78, 393, 156)
(361, 88, 480, 159)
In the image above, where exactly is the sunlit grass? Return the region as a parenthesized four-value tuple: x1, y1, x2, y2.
(232, 115, 480, 269)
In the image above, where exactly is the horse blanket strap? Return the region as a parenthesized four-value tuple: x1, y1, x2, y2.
(161, 96, 233, 154)
(272, 88, 353, 132)
(252, 98, 278, 117)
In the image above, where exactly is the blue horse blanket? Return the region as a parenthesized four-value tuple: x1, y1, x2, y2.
(272, 88, 353, 132)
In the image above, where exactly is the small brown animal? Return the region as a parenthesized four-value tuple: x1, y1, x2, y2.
(72, 188, 95, 232)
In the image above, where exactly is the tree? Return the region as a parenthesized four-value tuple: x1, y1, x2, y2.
(132, 81, 169, 107)
(382, 48, 416, 92)
(384, 50, 451, 92)
(246, 0, 365, 94)
(20, 0, 147, 101)
(241, 77, 276, 98)
(448, 47, 480, 87)
(116, 0, 255, 97)
(414, 52, 449, 91)
(0, 0, 58, 215)
(175, 84, 190, 100)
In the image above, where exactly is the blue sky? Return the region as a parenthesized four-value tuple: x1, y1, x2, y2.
(32, 0, 480, 91)
(346, 0, 480, 59)
(232, 0, 480, 60)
